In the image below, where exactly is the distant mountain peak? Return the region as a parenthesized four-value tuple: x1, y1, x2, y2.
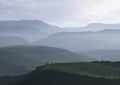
(96, 29, 120, 34)
(87, 23, 120, 26)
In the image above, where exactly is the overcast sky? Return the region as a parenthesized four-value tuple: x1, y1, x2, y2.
(0, 0, 120, 27)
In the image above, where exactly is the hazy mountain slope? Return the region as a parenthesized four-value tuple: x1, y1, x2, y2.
(0, 46, 92, 77)
(82, 50, 120, 61)
(1, 21, 120, 41)
(0, 56, 28, 77)
(0, 35, 29, 47)
(0, 20, 63, 41)
(0, 49, 34, 77)
(34, 30, 120, 51)
(76, 23, 120, 32)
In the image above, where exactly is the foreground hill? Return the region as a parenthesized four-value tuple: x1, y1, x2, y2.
(34, 30, 120, 51)
(11, 70, 120, 85)
(0, 46, 92, 77)
(38, 62, 120, 79)
(1, 62, 120, 85)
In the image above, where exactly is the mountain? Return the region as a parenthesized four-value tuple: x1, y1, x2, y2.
(0, 20, 64, 41)
(0, 55, 28, 77)
(1, 62, 120, 85)
(81, 50, 120, 61)
(1, 21, 120, 41)
(75, 23, 120, 32)
(0, 46, 92, 77)
(33, 29, 120, 51)
(0, 35, 29, 47)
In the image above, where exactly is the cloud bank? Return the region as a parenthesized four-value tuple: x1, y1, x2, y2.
(0, 0, 120, 27)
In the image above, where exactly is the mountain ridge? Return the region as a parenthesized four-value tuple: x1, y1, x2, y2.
(33, 29, 120, 51)
(0, 46, 92, 77)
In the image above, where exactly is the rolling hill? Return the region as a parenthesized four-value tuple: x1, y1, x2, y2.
(0, 20, 64, 41)
(0, 46, 92, 77)
(81, 50, 120, 61)
(0, 35, 29, 47)
(77, 23, 120, 31)
(34, 29, 120, 51)
(1, 62, 120, 85)
(38, 62, 120, 79)
(1, 21, 120, 42)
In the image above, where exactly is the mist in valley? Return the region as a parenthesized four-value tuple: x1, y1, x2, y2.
(0, 0, 120, 85)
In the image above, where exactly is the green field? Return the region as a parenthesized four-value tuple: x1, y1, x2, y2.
(38, 62, 120, 79)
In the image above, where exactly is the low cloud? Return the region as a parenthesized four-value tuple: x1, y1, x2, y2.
(0, 0, 120, 27)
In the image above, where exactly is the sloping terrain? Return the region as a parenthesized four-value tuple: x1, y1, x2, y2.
(0, 20, 64, 41)
(1, 62, 120, 85)
(0, 35, 29, 47)
(38, 62, 120, 79)
(0, 46, 91, 77)
(82, 50, 120, 61)
(12, 70, 120, 85)
(34, 30, 120, 51)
